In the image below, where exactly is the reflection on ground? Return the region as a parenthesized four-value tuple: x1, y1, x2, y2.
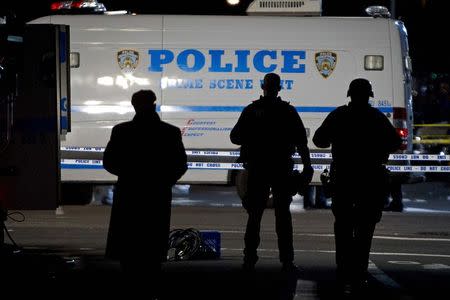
(172, 181, 450, 213)
(93, 180, 450, 213)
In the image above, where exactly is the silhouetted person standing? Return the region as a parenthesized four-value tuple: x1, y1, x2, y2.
(103, 90, 187, 294)
(230, 73, 313, 271)
(313, 78, 401, 293)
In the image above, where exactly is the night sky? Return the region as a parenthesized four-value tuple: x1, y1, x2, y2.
(2, 0, 449, 73)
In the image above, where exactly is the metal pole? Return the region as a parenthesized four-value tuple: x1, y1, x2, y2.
(390, 0, 396, 18)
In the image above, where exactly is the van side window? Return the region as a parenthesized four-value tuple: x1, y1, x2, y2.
(70, 52, 80, 68)
(364, 55, 384, 70)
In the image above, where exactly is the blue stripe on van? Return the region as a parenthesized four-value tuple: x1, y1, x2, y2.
(61, 164, 104, 169)
(159, 105, 336, 113)
(159, 105, 393, 113)
(71, 105, 393, 113)
(160, 105, 244, 112)
(375, 107, 394, 113)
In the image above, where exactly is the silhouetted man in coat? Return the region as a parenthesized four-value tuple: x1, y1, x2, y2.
(313, 78, 401, 293)
(230, 73, 313, 272)
(103, 90, 187, 290)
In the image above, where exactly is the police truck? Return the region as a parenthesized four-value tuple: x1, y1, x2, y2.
(29, 1, 414, 203)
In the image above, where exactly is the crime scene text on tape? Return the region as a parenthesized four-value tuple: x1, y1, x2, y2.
(61, 147, 450, 161)
(60, 159, 450, 172)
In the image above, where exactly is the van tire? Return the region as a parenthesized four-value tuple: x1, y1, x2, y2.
(61, 183, 94, 205)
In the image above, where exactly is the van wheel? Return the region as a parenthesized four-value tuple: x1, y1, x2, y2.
(61, 183, 93, 205)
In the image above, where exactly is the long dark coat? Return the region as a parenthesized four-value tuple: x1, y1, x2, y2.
(103, 111, 187, 262)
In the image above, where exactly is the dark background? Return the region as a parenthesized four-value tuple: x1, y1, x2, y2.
(1, 0, 449, 74)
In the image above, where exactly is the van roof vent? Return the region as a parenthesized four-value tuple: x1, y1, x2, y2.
(246, 0, 322, 16)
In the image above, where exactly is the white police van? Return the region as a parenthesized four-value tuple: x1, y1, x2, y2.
(29, 2, 413, 203)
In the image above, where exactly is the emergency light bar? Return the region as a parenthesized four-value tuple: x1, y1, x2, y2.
(51, 0, 106, 13)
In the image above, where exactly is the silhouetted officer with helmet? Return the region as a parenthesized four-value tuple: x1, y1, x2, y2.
(230, 73, 313, 272)
(313, 78, 401, 294)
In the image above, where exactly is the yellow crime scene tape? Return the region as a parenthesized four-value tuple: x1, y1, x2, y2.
(413, 124, 450, 127)
(413, 139, 450, 144)
(413, 123, 450, 145)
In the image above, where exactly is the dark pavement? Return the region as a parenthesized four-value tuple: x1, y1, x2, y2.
(1, 180, 450, 299)
(1, 247, 406, 299)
